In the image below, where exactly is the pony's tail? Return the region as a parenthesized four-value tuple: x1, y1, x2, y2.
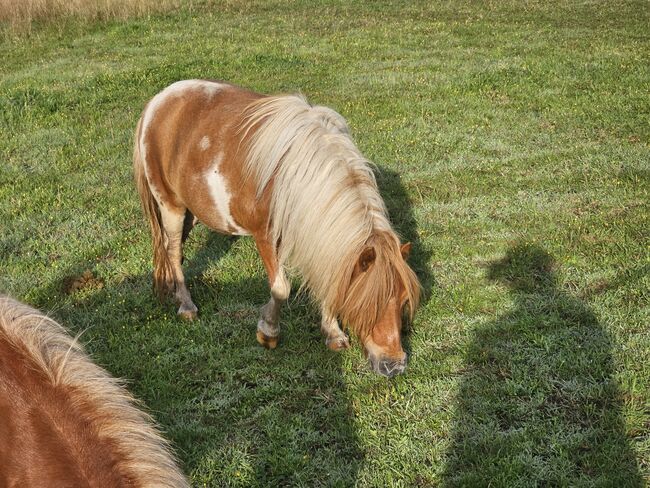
(133, 117, 174, 299)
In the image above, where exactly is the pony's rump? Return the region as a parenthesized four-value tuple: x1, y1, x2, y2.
(0, 295, 188, 487)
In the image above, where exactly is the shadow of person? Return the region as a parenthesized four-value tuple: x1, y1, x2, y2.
(28, 228, 364, 486)
(443, 243, 642, 486)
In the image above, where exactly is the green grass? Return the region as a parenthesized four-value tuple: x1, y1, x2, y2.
(1, 1, 649, 486)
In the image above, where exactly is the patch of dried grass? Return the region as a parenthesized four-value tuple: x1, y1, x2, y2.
(0, 0, 179, 35)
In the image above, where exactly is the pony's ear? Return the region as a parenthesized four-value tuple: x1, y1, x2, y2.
(400, 242, 412, 260)
(359, 246, 376, 272)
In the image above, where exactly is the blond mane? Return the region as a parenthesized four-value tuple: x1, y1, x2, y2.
(241, 96, 420, 335)
(0, 295, 188, 488)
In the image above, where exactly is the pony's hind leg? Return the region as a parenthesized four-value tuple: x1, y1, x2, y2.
(254, 235, 289, 349)
(159, 206, 198, 320)
(321, 308, 350, 351)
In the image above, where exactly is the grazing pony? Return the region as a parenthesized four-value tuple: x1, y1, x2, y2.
(0, 295, 188, 487)
(134, 80, 420, 377)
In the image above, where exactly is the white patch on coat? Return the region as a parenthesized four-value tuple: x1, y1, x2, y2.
(199, 136, 210, 151)
(205, 153, 249, 235)
(140, 79, 225, 164)
(320, 308, 343, 336)
(138, 80, 226, 207)
(271, 269, 290, 301)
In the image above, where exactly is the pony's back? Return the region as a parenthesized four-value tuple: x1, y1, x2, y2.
(0, 295, 188, 488)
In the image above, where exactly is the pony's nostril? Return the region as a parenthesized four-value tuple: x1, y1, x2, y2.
(373, 358, 407, 378)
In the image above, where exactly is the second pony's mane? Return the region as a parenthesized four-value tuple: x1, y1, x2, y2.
(0, 296, 188, 488)
(241, 96, 420, 334)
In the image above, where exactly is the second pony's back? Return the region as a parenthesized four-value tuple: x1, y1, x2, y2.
(0, 295, 188, 487)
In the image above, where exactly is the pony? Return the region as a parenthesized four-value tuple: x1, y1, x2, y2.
(0, 295, 188, 487)
(134, 80, 421, 377)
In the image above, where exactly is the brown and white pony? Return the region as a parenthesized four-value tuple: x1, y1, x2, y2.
(0, 295, 188, 487)
(134, 80, 420, 377)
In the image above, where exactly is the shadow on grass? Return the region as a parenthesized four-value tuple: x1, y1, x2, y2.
(24, 165, 426, 485)
(443, 243, 642, 486)
(377, 166, 433, 298)
(376, 165, 434, 358)
(30, 231, 363, 486)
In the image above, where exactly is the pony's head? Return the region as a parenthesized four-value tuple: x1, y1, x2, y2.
(335, 232, 421, 377)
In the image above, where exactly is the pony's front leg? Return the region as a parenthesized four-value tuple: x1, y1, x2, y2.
(254, 236, 289, 349)
(321, 308, 350, 351)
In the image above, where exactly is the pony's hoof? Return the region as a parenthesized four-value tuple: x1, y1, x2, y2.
(326, 334, 350, 351)
(256, 330, 278, 349)
(178, 305, 198, 321)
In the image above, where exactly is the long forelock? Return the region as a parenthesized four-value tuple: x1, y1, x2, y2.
(336, 233, 421, 339)
(0, 296, 188, 488)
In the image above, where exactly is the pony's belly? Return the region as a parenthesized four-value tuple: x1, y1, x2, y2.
(212, 220, 250, 236)
(193, 207, 250, 236)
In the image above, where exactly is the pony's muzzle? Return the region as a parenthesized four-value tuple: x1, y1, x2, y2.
(370, 353, 408, 378)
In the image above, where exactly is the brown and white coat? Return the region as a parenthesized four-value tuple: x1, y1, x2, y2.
(134, 80, 420, 376)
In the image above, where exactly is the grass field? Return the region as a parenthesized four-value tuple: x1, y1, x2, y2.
(1, 1, 649, 486)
